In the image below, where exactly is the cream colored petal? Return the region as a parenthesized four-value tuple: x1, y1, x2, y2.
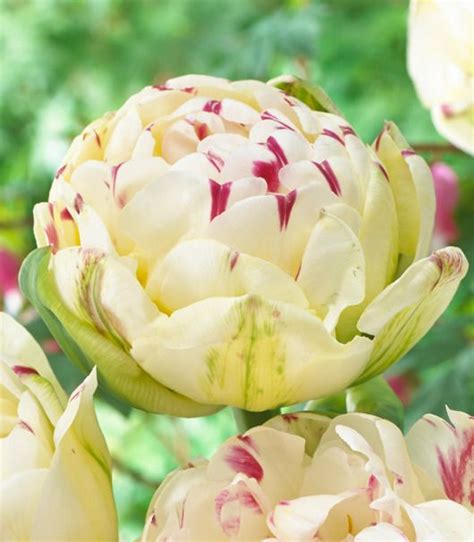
(208, 426, 306, 505)
(146, 238, 308, 312)
(357, 247, 468, 380)
(268, 493, 356, 540)
(132, 295, 372, 410)
(402, 499, 473, 542)
(374, 122, 435, 272)
(119, 171, 210, 261)
(336, 158, 399, 342)
(105, 106, 143, 164)
(52, 247, 160, 347)
(207, 183, 338, 277)
(406, 409, 474, 510)
(297, 208, 365, 332)
(0, 313, 64, 401)
(0, 469, 47, 541)
(31, 369, 118, 541)
(432, 102, 474, 157)
(142, 464, 208, 541)
(354, 523, 410, 542)
(263, 412, 330, 456)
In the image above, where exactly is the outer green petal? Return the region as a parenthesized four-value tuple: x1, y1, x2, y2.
(268, 74, 342, 115)
(31, 369, 118, 541)
(19, 247, 220, 416)
(356, 247, 468, 382)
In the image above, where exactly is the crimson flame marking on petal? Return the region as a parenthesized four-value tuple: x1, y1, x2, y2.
(215, 486, 262, 536)
(375, 162, 390, 182)
(150, 513, 157, 526)
(237, 434, 258, 451)
(401, 149, 416, 157)
(203, 100, 222, 114)
(282, 413, 299, 423)
(204, 150, 224, 173)
(374, 127, 385, 151)
(267, 136, 288, 168)
(341, 125, 356, 137)
(436, 427, 474, 506)
(275, 190, 297, 231)
(74, 194, 84, 213)
(18, 420, 35, 434)
(93, 130, 102, 148)
(12, 365, 39, 377)
(153, 84, 195, 94)
(224, 445, 264, 482)
(367, 474, 380, 501)
(45, 224, 59, 254)
(441, 104, 454, 118)
(55, 164, 67, 179)
(60, 208, 73, 221)
(252, 135, 288, 192)
(322, 128, 345, 145)
(230, 251, 240, 271)
(313, 160, 342, 195)
(209, 180, 232, 221)
(70, 383, 85, 401)
(260, 111, 295, 131)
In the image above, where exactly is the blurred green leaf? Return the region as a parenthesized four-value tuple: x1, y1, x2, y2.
(346, 377, 405, 429)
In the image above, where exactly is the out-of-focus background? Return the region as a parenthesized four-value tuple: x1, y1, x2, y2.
(1, 0, 472, 538)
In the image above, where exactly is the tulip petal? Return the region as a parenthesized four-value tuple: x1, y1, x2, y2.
(31, 369, 118, 541)
(432, 103, 474, 157)
(297, 207, 365, 331)
(268, 492, 357, 540)
(356, 247, 468, 381)
(402, 500, 473, 542)
(207, 182, 338, 277)
(406, 408, 474, 510)
(208, 426, 306, 506)
(132, 295, 372, 410)
(336, 159, 399, 342)
(20, 247, 220, 415)
(147, 238, 308, 312)
(263, 412, 330, 456)
(0, 313, 63, 397)
(374, 122, 435, 272)
(354, 522, 412, 542)
(0, 469, 47, 541)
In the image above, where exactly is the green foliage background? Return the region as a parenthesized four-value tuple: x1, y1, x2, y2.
(1, 0, 472, 539)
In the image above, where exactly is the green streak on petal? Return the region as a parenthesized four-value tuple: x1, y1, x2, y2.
(203, 296, 290, 411)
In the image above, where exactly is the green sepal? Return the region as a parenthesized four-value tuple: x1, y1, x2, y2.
(269, 74, 342, 115)
(19, 247, 222, 417)
(345, 376, 404, 430)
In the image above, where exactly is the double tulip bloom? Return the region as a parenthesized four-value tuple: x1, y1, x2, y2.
(28, 74, 468, 414)
(0, 313, 117, 541)
(142, 409, 474, 541)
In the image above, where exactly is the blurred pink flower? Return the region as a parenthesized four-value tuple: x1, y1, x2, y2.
(387, 372, 419, 406)
(0, 249, 22, 315)
(431, 162, 460, 248)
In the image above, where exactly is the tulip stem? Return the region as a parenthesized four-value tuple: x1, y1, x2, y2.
(232, 407, 280, 433)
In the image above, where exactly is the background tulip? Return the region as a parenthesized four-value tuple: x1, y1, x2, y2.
(0, 313, 118, 541)
(26, 74, 468, 413)
(407, 0, 474, 155)
(141, 410, 473, 541)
